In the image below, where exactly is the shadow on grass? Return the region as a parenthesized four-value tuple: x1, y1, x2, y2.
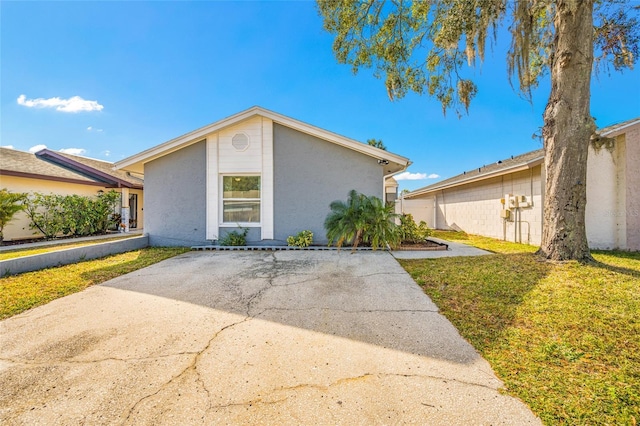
(591, 250, 640, 278)
(0, 248, 188, 320)
(399, 253, 553, 350)
(78, 247, 188, 284)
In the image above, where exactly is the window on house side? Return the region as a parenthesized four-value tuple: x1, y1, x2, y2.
(222, 176, 261, 223)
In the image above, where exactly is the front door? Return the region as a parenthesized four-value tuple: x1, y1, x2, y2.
(129, 194, 138, 229)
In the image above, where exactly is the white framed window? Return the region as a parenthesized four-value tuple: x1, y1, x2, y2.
(221, 175, 261, 225)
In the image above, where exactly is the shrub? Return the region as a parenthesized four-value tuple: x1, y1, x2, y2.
(287, 230, 313, 247)
(219, 227, 249, 246)
(399, 214, 432, 243)
(24, 191, 120, 239)
(324, 190, 399, 251)
(24, 193, 66, 239)
(0, 188, 27, 242)
(92, 191, 120, 234)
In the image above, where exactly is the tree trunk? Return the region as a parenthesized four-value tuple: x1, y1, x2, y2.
(538, 0, 595, 262)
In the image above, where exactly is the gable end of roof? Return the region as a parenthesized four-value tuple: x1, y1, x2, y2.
(115, 106, 411, 174)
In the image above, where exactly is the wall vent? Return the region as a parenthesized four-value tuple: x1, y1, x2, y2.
(232, 133, 249, 151)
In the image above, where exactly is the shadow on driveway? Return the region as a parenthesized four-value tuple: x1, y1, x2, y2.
(0, 251, 540, 425)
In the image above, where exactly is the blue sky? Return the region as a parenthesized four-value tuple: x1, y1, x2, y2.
(2, 1, 639, 192)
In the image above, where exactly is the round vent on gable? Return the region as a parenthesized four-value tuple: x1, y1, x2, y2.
(232, 133, 250, 151)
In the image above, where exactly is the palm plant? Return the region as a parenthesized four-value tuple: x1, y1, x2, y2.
(361, 195, 400, 250)
(325, 190, 399, 252)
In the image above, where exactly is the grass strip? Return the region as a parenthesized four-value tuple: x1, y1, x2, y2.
(0, 247, 189, 320)
(400, 234, 639, 425)
(431, 229, 539, 254)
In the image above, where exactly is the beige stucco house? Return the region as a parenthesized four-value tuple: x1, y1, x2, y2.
(0, 148, 144, 241)
(401, 118, 640, 251)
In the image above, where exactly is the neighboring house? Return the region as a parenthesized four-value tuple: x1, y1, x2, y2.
(0, 148, 144, 241)
(384, 176, 399, 204)
(115, 106, 410, 246)
(401, 118, 640, 250)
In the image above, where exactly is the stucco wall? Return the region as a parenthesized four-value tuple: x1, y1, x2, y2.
(145, 141, 207, 246)
(586, 122, 640, 250)
(0, 176, 142, 241)
(400, 197, 435, 228)
(430, 166, 543, 245)
(624, 125, 640, 250)
(273, 123, 384, 245)
(585, 136, 625, 249)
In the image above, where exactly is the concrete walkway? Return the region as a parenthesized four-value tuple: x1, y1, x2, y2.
(0, 251, 539, 425)
(392, 237, 492, 259)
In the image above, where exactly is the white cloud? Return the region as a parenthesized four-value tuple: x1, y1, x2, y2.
(428, 173, 440, 179)
(29, 144, 47, 153)
(1, 145, 15, 149)
(17, 94, 104, 113)
(59, 148, 86, 156)
(87, 126, 93, 131)
(87, 126, 104, 132)
(102, 150, 111, 157)
(395, 172, 428, 181)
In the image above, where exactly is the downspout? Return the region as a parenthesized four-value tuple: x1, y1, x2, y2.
(433, 196, 437, 229)
(441, 189, 447, 229)
(502, 176, 507, 241)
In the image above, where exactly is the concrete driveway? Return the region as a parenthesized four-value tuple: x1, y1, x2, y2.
(0, 251, 540, 425)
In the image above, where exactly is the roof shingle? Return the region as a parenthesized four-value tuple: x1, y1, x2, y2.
(0, 147, 143, 188)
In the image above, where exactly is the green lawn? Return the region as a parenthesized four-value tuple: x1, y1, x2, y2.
(0, 247, 189, 319)
(0, 234, 138, 261)
(400, 233, 639, 425)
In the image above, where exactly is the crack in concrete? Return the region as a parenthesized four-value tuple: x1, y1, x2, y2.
(376, 372, 499, 392)
(0, 352, 199, 367)
(205, 374, 376, 411)
(203, 370, 497, 414)
(122, 317, 251, 424)
(355, 272, 408, 278)
(253, 307, 439, 315)
(269, 276, 321, 288)
(208, 396, 289, 410)
(244, 253, 277, 316)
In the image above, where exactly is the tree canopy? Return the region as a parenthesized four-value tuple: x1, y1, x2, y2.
(367, 138, 387, 150)
(318, 0, 639, 261)
(318, 0, 638, 115)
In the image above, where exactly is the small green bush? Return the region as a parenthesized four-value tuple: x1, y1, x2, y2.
(0, 188, 27, 242)
(219, 227, 249, 246)
(287, 230, 313, 247)
(399, 214, 431, 243)
(24, 191, 120, 239)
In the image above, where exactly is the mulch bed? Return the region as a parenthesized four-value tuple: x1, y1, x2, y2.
(395, 239, 448, 251)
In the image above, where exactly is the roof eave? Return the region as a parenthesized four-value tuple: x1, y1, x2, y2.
(0, 169, 109, 187)
(405, 156, 544, 198)
(37, 149, 139, 188)
(598, 118, 640, 136)
(115, 106, 411, 173)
